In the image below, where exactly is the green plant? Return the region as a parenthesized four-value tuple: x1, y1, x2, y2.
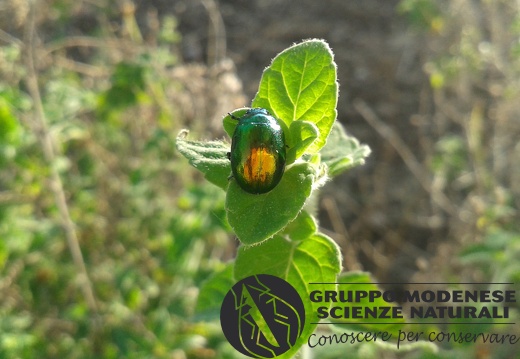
(176, 39, 371, 357)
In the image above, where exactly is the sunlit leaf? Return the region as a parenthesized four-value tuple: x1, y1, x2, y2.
(234, 234, 342, 359)
(253, 39, 338, 154)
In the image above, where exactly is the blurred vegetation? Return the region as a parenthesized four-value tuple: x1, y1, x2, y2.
(397, 1, 520, 357)
(0, 1, 238, 358)
(0, 0, 519, 358)
(398, 0, 520, 282)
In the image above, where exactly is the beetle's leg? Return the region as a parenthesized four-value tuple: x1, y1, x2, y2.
(227, 151, 233, 181)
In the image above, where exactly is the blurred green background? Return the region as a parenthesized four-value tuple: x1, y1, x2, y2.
(0, 0, 519, 358)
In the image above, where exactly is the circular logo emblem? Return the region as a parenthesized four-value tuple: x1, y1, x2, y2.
(220, 274, 305, 358)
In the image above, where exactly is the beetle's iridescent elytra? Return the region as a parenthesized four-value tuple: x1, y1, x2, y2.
(227, 108, 286, 194)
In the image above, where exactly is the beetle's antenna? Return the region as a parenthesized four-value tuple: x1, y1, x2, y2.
(228, 112, 240, 121)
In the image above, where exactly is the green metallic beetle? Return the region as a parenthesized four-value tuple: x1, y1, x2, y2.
(227, 108, 286, 194)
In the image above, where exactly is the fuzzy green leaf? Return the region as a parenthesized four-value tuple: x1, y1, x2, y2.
(226, 162, 315, 245)
(175, 132, 230, 190)
(234, 234, 342, 359)
(321, 121, 371, 177)
(252, 39, 338, 154)
(281, 210, 317, 241)
(286, 121, 319, 164)
(195, 264, 235, 321)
